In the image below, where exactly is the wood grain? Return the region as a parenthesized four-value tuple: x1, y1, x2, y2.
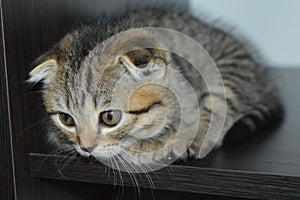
(0, 1, 16, 199)
(31, 179, 247, 200)
(29, 152, 300, 200)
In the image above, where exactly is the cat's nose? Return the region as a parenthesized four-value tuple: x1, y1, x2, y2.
(77, 131, 98, 153)
(80, 146, 95, 153)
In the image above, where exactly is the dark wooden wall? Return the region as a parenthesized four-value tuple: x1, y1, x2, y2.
(2, 1, 79, 198)
(0, 1, 16, 199)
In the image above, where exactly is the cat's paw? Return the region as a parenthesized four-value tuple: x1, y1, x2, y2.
(173, 148, 195, 164)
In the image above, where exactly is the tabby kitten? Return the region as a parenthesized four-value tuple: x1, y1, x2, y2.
(28, 10, 281, 169)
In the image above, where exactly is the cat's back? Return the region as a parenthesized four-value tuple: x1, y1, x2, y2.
(129, 9, 281, 131)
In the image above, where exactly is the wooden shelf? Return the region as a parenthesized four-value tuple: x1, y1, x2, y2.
(29, 69, 300, 200)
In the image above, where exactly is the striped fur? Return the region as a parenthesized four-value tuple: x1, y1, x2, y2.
(29, 10, 281, 163)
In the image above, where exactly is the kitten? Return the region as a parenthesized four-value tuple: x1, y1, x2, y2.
(28, 10, 281, 169)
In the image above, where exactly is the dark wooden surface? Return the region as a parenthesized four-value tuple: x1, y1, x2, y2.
(0, 1, 16, 199)
(186, 69, 300, 176)
(29, 69, 300, 200)
(31, 179, 250, 200)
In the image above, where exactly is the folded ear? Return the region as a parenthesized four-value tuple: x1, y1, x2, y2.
(27, 59, 57, 84)
(120, 48, 169, 80)
(27, 33, 73, 85)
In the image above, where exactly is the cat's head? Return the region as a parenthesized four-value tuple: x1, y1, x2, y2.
(28, 29, 186, 163)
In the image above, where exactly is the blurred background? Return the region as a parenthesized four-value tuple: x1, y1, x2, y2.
(55, 0, 300, 68)
(190, 0, 300, 67)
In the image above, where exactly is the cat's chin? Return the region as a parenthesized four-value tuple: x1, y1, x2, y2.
(74, 145, 92, 157)
(74, 144, 122, 160)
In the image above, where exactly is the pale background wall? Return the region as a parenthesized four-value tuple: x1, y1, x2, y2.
(189, 0, 300, 67)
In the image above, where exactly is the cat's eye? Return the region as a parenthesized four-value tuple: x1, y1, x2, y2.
(100, 110, 122, 127)
(59, 113, 75, 127)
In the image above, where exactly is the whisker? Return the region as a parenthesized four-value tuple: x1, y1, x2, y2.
(20, 118, 50, 134)
(33, 146, 75, 173)
(126, 146, 173, 182)
(56, 149, 76, 178)
(115, 147, 159, 200)
(13, 90, 43, 104)
(119, 149, 155, 189)
(111, 152, 125, 200)
(60, 151, 77, 170)
(114, 152, 141, 200)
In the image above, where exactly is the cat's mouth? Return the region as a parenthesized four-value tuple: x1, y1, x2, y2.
(75, 144, 122, 159)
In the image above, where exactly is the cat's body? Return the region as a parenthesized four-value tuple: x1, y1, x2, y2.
(29, 10, 281, 167)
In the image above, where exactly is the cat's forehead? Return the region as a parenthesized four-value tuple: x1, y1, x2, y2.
(51, 55, 126, 111)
